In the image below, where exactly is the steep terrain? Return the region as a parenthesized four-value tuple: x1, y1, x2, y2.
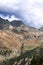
(0, 17, 10, 30)
(0, 30, 20, 49)
(0, 17, 43, 65)
(0, 17, 43, 50)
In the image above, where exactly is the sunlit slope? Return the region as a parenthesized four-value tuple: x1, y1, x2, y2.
(0, 30, 43, 51)
(0, 30, 20, 49)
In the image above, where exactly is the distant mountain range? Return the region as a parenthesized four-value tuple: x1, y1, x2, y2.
(0, 17, 43, 31)
(0, 17, 37, 31)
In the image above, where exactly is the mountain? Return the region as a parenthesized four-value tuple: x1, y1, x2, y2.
(0, 17, 37, 31)
(0, 17, 43, 49)
(0, 17, 10, 30)
(0, 17, 43, 64)
(10, 20, 24, 27)
(39, 27, 43, 31)
(10, 20, 37, 35)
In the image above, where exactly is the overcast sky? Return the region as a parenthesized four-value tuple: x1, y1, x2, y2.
(0, 0, 43, 28)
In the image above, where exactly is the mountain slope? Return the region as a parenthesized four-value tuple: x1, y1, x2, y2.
(0, 30, 20, 49)
(0, 17, 10, 30)
(10, 20, 23, 27)
(0, 17, 43, 50)
(0, 17, 43, 63)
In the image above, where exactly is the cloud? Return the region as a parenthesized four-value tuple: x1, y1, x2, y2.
(0, 0, 43, 28)
(0, 14, 20, 21)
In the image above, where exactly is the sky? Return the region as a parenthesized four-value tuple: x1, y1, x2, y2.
(0, 0, 43, 28)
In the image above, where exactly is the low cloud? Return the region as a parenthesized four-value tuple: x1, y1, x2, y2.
(0, 14, 20, 21)
(0, 0, 43, 28)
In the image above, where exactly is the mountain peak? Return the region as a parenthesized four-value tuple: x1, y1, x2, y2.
(10, 20, 24, 27)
